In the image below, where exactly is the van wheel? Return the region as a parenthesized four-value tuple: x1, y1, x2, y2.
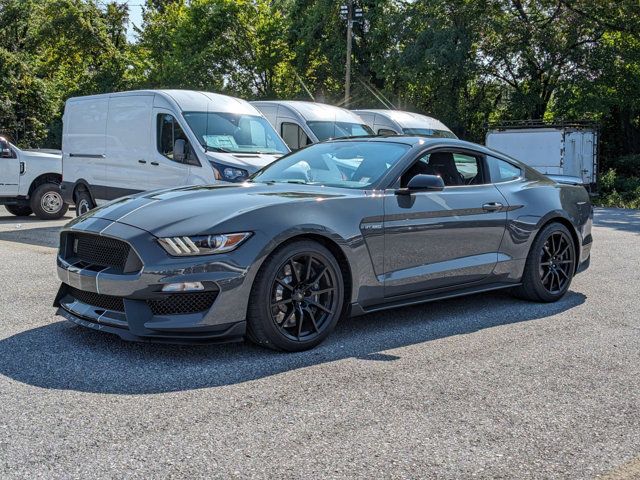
(5, 205, 33, 217)
(30, 183, 69, 220)
(75, 190, 94, 217)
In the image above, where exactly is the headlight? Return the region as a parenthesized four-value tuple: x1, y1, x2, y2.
(211, 161, 249, 182)
(158, 232, 252, 256)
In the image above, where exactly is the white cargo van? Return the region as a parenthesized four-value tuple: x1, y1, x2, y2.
(352, 109, 457, 138)
(485, 122, 598, 189)
(251, 101, 373, 150)
(61, 90, 289, 215)
(0, 136, 68, 219)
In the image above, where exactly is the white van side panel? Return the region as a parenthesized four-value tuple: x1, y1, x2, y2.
(63, 97, 109, 188)
(105, 94, 154, 195)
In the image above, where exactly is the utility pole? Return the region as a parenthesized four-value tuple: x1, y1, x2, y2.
(344, 0, 353, 107)
(340, 2, 362, 108)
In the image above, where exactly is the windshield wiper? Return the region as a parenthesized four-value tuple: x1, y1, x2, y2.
(281, 180, 308, 185)
(202, 143, 231, 153)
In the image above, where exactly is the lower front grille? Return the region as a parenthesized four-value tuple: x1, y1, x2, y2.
(65, 286, 218, 316)
(147, 291, 218, 316)
(67, 286, 125, 312)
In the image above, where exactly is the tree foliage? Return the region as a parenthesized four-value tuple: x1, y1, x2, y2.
(0, 0, 638, 178)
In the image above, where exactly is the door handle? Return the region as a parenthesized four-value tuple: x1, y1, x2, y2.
(150, 161, 159, 166)
(138, 159, 146, 164)
(482, 202, 503, 212)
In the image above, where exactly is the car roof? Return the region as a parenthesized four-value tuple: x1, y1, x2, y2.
(252, 100, 365, 123)
(325, 135, 528, 167)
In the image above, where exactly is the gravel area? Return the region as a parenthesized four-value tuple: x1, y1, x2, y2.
(0, 206, 638, 479)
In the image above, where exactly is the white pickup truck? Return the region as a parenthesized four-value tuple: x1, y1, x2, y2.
(0, 136, 68, 219)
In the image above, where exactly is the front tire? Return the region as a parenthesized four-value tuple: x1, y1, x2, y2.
(30, 183, 68, 220)
(512, 222, 576, 302)
(75, 189, 94, 217)
(247, 240, 345, 352)
(5, 205, 33, 217)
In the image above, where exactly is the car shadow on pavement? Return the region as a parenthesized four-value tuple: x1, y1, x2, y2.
(594, 207, 640, 234)
(0, 290, 586, 394)
(0, 226, 62, 249)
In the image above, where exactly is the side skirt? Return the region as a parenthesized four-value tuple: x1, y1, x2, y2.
(350, 282, 520, 317)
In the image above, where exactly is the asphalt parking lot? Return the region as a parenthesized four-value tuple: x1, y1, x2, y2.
(0, 206, 639, 479)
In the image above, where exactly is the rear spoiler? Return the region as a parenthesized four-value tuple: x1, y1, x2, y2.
(546, 174, 584, 186)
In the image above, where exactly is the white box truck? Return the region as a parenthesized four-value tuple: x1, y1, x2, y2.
(0, 136, 68, 219)
(61, 89, 289, 216)
(485, 122, 598, 189)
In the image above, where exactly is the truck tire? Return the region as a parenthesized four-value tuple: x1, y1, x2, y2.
(75, 189, 94, 217)
(30, 183, 69, 220)
(5, 205, 33, 217)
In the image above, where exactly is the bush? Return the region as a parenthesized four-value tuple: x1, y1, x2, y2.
(594, 168, 640, 209)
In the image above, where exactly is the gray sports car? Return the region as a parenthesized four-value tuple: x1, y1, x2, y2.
(54, 137, 593, 351)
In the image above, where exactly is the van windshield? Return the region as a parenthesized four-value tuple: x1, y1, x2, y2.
(402, 128, 457, 139)
(183, 112, 289, 154)
(307, 121, 374, 141)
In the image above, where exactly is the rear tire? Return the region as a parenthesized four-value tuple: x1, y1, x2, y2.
(5, 205, 32, 217)
(512, 222, 576, 302)
(75, 189, 94, 217)
(30, 183, 68, 220)
(246, 240, 344, 352)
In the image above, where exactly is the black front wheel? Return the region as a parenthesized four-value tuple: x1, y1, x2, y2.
(512, 222, 576, 302)
(247, 240, 344, 351)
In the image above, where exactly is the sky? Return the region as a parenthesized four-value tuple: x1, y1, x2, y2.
(113, 0, 144, 41)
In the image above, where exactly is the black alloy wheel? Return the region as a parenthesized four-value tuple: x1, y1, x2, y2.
(539, 231, 573, 294)
(247, 240, 344, 351)
(270, 253, 338, 341)
(512, 222, 576, 302)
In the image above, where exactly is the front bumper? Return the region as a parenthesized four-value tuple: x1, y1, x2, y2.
(54, 216, 256, 343)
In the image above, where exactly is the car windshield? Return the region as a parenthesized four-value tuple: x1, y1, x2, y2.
(251, 141, 410, 189)
(183, 111, 289, 154)
(307, 121, 374, 141)
(402, 128, 457, 139)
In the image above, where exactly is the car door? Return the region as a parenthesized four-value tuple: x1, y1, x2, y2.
(383, 148, 508, 297)
(0, 141, 20, 196)
(148, 110, 192, 190)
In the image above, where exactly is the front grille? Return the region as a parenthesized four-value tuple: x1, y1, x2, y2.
(147, 291, 218, 316)
(66, 286, 125, 312)
(62, 232, 141, 273)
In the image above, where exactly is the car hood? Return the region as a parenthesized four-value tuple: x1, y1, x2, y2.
(204, 151, 282, 172)
(76, 183, 352, 237)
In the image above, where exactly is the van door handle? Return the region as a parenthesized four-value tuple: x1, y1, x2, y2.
(150, 161, 159, 166)
(138, 159, 146, 164)
(482, 202, 503, 212)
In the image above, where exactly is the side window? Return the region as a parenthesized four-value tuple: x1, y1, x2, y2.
(400, 150, 487, 188)
(157, 114, 195, 163)
(453, 153, 482, 184)
(281, 122, 309, 150)
(377, 128, 396, 136)
(488, 156, 521, 183)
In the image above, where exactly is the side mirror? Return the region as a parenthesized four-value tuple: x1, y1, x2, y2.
(395, 174, 445, 195)
(174, 139, 186, 162)
(0, 141, 11, 158)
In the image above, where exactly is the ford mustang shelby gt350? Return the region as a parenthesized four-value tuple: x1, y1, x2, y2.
(54, 137, 592, 351)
